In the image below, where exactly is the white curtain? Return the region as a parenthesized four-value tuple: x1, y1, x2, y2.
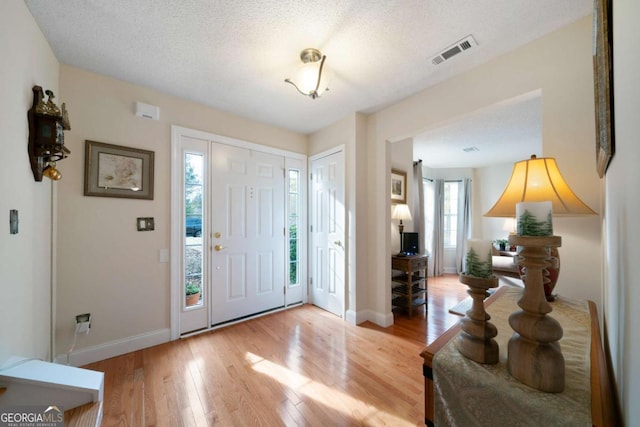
(423, 179, 435, 274)
(455, 178, 472, 273)
(431, 179, 445, 276)
(413, 161, 425, 254)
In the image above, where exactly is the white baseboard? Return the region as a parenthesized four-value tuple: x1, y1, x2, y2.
(55, 328, 171, 367)
(372, 311, 394, 327)
(346, 309, 372, 325)
(346, 309, 393, 327)
(443, 267, 458, 274)
(345, 309, 358, 325)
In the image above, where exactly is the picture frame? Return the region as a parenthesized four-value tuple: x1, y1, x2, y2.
(84, 140, 154, 199)
(593, 0, 614, 178)
(391, 169, 407, 204)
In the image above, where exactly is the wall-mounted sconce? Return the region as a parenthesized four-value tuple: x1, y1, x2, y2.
(42, 162, 62, 181)
(28, 86, 71, 181)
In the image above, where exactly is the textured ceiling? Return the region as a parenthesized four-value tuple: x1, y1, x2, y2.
(25, 0, 591, 166)
(414, 91, 543, 169)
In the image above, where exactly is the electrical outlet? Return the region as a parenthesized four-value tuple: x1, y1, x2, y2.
(75, 313, 91, 334)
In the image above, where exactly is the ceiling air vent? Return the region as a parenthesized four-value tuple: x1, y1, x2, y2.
(462, 146, 480, 152)
(431, 35, 477, 66)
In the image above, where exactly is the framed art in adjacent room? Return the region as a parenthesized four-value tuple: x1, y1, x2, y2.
(84, 140, 155, 199)
(391, 169, 407, 204)
(593, 0, 614, 178)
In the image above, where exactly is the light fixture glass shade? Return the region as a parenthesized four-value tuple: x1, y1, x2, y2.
(484, 155, 596, 217)
(285, 48, 331, 99)
(392, 203, 413, 221)
(292, 61, 331, 97)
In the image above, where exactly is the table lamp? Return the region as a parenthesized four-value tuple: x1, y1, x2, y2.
(392, 203, 412, 256)
(485, 154, 596, 392)
(484, 154, 596, 299)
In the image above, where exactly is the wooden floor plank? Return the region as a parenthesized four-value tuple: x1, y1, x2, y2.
(79, 274, 469, 426)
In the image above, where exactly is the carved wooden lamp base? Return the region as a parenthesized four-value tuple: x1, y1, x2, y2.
(456, 274, 500, 364)
(508, 234, 564, 392)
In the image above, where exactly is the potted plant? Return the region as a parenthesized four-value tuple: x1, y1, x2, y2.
(185, 283, 201, 306)
(493, 239, 509, 251)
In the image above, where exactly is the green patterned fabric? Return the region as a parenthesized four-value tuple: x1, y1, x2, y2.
(433, 286, 591, 426)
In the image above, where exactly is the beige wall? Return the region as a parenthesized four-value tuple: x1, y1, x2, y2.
(56, 65, 306, 361)
(606, 0, 640, 422)
(0, 2, 59, 365)
(366, 16, 601, 319)
(474, 163, 515, 241)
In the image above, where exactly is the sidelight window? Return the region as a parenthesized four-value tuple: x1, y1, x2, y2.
(288, 169, 300, 285)
(184, 153, 204, 307)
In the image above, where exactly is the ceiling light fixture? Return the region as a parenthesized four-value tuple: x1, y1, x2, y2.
(285, 48, 331, 99)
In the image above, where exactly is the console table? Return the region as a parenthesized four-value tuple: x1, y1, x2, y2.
(420, 286, 619, 426)
(391, 254, 428, 317)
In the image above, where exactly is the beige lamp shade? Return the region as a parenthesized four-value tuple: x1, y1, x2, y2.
(392, 203, 412, 221)
(485, 155, 596, 217)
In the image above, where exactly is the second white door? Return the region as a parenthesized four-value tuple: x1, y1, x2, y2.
(310, 149, 345, 317)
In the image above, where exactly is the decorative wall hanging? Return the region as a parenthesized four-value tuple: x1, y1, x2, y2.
(28, 86, 71, 181)
(593, 0, 614, 177)
(84, 140, 154, 200)
(391, 169, 407, 204)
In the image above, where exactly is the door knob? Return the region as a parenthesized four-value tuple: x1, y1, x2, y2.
(214, 244, 227, 251)
(334, 240, 343, 247)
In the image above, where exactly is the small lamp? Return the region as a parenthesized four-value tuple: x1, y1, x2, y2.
(284, 48, 331, 99)
(392, 204, 412, 256)
(484, 155, 596, 298)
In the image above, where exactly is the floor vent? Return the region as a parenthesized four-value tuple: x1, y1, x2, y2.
(431, 35, 477, 65)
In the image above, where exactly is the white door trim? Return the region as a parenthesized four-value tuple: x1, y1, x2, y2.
(172, 126, 306, 159)
(309, 145, 345, 162)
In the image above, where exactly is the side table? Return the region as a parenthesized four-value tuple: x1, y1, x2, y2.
(391, 254, 428, 317)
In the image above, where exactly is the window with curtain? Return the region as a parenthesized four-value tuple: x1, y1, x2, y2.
(443, 180, 460, 248)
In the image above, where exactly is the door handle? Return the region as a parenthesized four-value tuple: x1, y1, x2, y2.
(214, 244, 227, 252)
(334, 240, 343, 248)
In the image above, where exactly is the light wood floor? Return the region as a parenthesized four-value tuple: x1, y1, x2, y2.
(81, 275, 468, 426)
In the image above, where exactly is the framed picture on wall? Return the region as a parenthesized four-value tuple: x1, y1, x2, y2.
(84, 140, 155, 199)
(593, 0, 614, 178)
(391, 169, 407, 204)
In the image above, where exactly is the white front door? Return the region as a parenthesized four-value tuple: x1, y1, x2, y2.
(210, 142, 286, 325)
(310, 149, 345, 317)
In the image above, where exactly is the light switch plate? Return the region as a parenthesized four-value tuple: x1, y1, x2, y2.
(137, 217, 155, 231)
(9, 209, 18, 234)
